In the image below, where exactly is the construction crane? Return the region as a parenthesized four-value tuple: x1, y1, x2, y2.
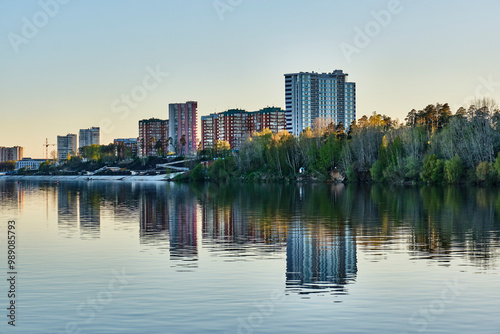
(43, 138, 56, 160)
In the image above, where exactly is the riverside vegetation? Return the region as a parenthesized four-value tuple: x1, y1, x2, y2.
(193, 100, 500, 185)
(9, 100, 500, 185)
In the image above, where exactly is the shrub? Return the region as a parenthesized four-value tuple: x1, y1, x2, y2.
(421, 154, 444, 183)
(476, 161, 493, 183)
(382, 162, 405, 183)
(189, 163, 206, 182)
(404, 156, 421, 181)
(208, 157, 236, 183)
(494, 152, 500, 180)
(370, 160, 385, 182)
(444, 155, 464, 184)
(346, 166, 358, 183)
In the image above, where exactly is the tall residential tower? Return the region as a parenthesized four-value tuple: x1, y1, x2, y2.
(57, 134, 77, 161)
(138, 118, 169, 157)
(285, 70, 356, 136)
(79, 127, 100, 150)
(168, 101, 198, 155)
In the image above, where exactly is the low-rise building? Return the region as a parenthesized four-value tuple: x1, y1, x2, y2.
(15, 158, 46, 170)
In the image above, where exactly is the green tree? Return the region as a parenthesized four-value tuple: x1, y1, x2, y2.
(421, 154, 444, 183)
(208, 157, 236, 183)
(476, 161, 492, 183)
(0, 161, 15, 172)
(370, 159, 385, 182)
(493, 152, 500, 181)
(189, 163, 206, 182)
(444, 155, 464, 184)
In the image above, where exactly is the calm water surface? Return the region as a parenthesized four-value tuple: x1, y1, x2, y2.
(0, 180, 499, 333)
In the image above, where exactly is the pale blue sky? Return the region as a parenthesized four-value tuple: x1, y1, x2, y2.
(1, 0, 500, 157)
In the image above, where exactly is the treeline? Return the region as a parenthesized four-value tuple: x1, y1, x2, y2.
(0, 161, 15, 172)
(194, 100, 500, 184)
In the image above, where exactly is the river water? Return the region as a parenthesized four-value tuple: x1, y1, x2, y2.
(0, 180, 499, 333)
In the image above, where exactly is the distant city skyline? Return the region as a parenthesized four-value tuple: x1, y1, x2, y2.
(2, 0, 500, 157)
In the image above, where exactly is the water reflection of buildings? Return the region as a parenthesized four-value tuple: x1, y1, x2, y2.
(169, 196, 198, 259)
(0, 182, 26, 213)
(57, 184, 79, 237)
(201, 201, 287, 256)
(286, 224, 357, 294)
(139, 186, 198, 262)
(56, 184, 101, 238)
(79, 187, 101, 238)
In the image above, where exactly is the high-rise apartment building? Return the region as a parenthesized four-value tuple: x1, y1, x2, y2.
(0, 146, 24, 162)
(138, 118, 169, 157)
(201, 113, 219, 150)
(57, 134, 77, 161)
(201, 107, 287, 150)
(168, 101, 198, 155)
(79, 127, 100, 149)
(217, 109, 255, 150)
(254, 107, 287, 134)
(285, 70, 356, 136)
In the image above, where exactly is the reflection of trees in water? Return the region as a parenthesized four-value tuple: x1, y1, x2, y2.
(198, 183, 288, 258)
(3, 180, 498, 269)
(367, 185, 500, 266)
(198, 183, 500, 268)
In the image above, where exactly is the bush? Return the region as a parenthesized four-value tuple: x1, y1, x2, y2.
(476, 161, 493, 183)
(494, 152, 500, 181)
(421, 154, 444, 183)
(208, 157, 236, 183)
(382, 162, 405, 183)
(189, 163, 206, 182)
(173, 172, 189, 182)
(404, 156, 421, 181)
(346, 166, 358, 183)
(444, 155, 464, 184)
(370, 160, 385, 182)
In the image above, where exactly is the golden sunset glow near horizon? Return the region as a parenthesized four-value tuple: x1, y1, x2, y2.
(1, 0, 500, 157)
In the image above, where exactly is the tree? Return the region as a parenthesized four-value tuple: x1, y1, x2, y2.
(82, 144, 102, 162)
(154, 140, 163, 157)
(494, 152, 500, 179)
(476, 161, 491, 182)
(179, 134, 186, 155)
(405, 109, 418, 127)
(0, 161, 15, 172)
(189, 163, 206, 182)
(214, 140, 231, 158)
(50, 150, 57, 161)
(444, 155, 464, 184)
(434, 116, 499, 168)
(421, 154, 444, 183)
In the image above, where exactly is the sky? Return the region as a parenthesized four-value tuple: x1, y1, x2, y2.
(1, 0, 500, 157)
